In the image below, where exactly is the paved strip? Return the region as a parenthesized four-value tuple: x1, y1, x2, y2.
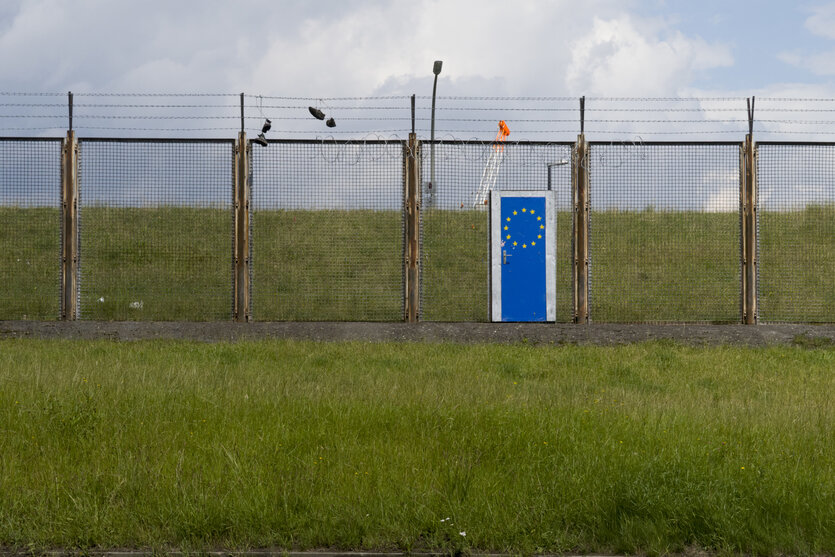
(1, 321, 835, 346)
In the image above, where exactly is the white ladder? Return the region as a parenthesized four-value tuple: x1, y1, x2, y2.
(473, 121, 510, 207)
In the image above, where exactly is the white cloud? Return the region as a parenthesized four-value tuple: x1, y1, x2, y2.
(565, 16, 733, 96)
(778, 50, 835, 76)
(804, 2, 835, 39)
(702, 173, 738, 212)
(777, 3, 835, 76)
(0, 0, 735, 98)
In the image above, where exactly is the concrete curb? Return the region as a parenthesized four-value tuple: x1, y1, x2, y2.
(0, 552, 619, 557)
(2, 321, 835, 346)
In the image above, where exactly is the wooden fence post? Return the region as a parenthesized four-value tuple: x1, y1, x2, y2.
(572, 134, 590, 323)
(404, 134, 421, 322)
(60, 131, 78, 320)
(234, 132, 251, 322)
(740, 134, 758, 324)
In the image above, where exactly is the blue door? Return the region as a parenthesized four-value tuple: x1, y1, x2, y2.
(490, 191, 556, 322)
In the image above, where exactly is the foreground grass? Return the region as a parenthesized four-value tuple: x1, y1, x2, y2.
(1, 340, 834, 554)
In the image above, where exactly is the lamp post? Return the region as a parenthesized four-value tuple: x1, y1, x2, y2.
(547, 160, 570, 191)
(429, 60, 443, 201)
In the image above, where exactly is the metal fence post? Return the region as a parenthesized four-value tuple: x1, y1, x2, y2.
(234, 132, 251, 322)
(740, 134, 758, 324)
(404, 134, 421, 322)
(60, 131, 79, 320)
(572, 134, 590, 323)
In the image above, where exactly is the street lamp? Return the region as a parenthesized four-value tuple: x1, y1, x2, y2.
(429, 60, 443, 201)
(547, 160, 569, 191)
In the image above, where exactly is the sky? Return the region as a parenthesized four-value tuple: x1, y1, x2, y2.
(1, 0, 834, 99)
(3, 0, 835, 213)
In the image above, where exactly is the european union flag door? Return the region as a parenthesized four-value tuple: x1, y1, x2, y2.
(490, 191, 556, 322)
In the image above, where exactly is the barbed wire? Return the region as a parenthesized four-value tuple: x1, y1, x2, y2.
(74, 92, 237, 97)
(246, 95, 410, 101)
(3, 93, 835, 139)
(0, 92, 66, 96)
(758, 97, 835, 102)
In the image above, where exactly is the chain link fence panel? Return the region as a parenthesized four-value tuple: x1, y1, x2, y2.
(0, 138, 62, 320)
(77, 139, 234, 320)
(420, 141, 573, 322)
(588, 142, 741, 322)
(250, 140, 404, 321)
(757, 143, 835, 322)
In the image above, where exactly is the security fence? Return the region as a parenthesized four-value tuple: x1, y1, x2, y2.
(588, 142, 742, 323)
(1, 134, 834, 323)
(419, 141, 573, 322)
(77, 139, 235, 321)
(757, 143, 835, 323)
(250, 140, 404, 321)
(0, 138, 62, 320)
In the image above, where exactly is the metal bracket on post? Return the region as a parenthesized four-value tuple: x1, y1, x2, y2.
(234, 132, 251, 322)
(404, 134, 421, 322)
(572, 134, 590, 324)
(61, 131, 79, 320)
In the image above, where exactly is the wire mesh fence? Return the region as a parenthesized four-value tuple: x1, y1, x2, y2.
(0, 138, 62, 319)
(420, 141, 573, 322)
(3, 131, 835, 324)
(588, 142, 741, 322)
(757, 143, 835, 322)
(250, 139, 405, 321)
(77, 139, 234, 320)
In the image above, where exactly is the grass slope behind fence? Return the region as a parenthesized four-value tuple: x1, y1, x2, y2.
(0, 207, 60, 320)
(253, 209, 403, 321)
(590, 210, 741, 323)
(80, 207, 232, 321)
(2, 206, 834, 322)
(1, 339, 835, 554)
(759, 205, 835, 322)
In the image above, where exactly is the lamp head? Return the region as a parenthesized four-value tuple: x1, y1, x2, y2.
(433, 60, 443, 75)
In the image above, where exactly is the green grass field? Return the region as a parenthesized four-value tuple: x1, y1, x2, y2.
(253, 209, 403, 321)
(2, 206, 834, 322)
(2, 339, 834, 554)
(0, 207, 60, 320)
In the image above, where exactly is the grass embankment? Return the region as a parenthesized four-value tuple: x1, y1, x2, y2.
(253, 209, 402, 321)
(2, 339, 835, 554)
(2, 206, 834, 322)
(590, 210, 740, 323)
(0, 207, 60, 320)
